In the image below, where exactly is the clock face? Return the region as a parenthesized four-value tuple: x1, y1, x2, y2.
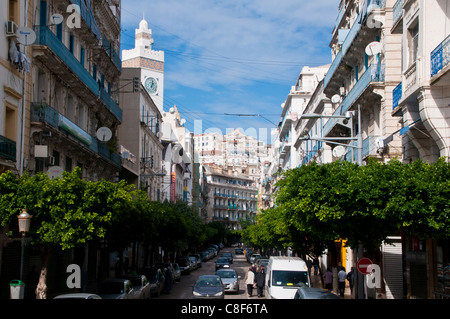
(145, 77, 158, 94)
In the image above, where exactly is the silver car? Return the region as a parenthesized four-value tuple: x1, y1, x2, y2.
(216, 269, 240, 293)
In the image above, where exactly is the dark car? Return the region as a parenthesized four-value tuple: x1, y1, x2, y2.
(215, 257, 230, 270)
(235, 248, 244, 255)
(221, 252, 233, 264)
(176, 257, 192, 275)
(294, 287, 341, 299)
(192, 275, 224, 299)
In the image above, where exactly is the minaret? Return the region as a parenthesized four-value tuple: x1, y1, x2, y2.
(122, 18, 165, 113)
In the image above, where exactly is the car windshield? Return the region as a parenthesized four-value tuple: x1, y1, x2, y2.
(177, 259, 188, 266)
(196, 277, 222, 287)
(217, 271, 237, 279)
(99, 282, 124, 294)
(217, 257, 229, 263)
(272, 270, 309, 287)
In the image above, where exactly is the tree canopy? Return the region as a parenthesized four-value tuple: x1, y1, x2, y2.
(242, 158, 450, 254)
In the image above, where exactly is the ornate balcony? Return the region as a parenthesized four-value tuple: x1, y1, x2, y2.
(0, 135, 16, 162)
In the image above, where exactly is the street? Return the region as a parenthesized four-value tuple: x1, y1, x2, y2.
(159, 247, 267, 300)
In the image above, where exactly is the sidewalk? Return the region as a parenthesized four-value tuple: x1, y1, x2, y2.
(311, 273, 352, 299)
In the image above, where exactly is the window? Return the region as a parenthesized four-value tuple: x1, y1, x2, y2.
(408, 22, 419, 66)
(4, 103, 17, 141)
(65, 156, 72, 171)
(9, 0, 20, 25)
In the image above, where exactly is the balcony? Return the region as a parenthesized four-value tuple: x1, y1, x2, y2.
(31, 102, 121, 168)
(392, 82, 403, 116)
(33, 26, 122, 122)
(431, 34, 450, 83)
(279, 139, 292, 158)
(324, 1, 386, 93)
(391, 0, 405, 33)
(0, 135, 16, 162)
(324, 64, 385, 136)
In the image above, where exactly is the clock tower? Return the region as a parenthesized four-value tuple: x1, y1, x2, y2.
(122, 18, 165, 113)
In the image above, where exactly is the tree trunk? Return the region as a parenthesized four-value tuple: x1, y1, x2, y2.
(36, 246, 52, 299)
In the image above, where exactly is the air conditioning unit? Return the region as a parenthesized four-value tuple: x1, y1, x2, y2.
(6, 21, 18, 36)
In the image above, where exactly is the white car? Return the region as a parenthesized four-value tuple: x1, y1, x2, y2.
(54, 293, 102, 299)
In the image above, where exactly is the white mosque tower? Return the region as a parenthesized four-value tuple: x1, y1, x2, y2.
(122, 18, 165, 113)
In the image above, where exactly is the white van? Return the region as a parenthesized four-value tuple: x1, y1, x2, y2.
(265, 256, 310, 299)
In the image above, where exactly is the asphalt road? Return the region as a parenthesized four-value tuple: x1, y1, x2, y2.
(158, 247, 267, 300)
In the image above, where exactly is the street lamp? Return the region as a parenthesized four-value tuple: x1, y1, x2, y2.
(18, 210, 32, 282)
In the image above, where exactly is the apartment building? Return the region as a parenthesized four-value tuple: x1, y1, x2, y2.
(205, 166, 258, 230)
(28, 0, 122, 181)
(1, 0, 29, 175)
(278, 65, 329, 169)
(322, 0, 403, 165)
(391, 0, 450, 163)
(118, 68, 163, 201)
(390, 0, 450, 299)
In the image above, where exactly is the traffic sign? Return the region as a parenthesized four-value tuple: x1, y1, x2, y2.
(357, 257, 373, 275)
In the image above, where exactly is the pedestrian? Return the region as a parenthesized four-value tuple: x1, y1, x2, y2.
(306, 258, 312, 278)
(255, 267, 265, 297)
(347, 267, 355, 294)
(164, 267, 173, 294)
(244, 267, 256, 297)
(323, 267, 333, 291)
(338, 267, 347, 297)
(312, 257, 319, 276)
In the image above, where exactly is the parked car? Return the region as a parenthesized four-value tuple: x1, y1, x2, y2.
(121, 274, 151, 299)
(188, 256, 199, 270)
(54, 293, 102, 299)
(176, 257, 193, 275)
(190, 254, 203, 268)
(192, 275, 224, 299)
(216, 269, 240, 293)
(215, 257, 230, 270)
(294, 287, 340, 299)
(199, 251, 211, 261)
(235, 248, 244, 255)
(141, 267, 165, 297)
(98, 279, 134, 299)
(171, 263, 181, 282)
(221, 252, 233, 264)
(250, 253, 262, 264)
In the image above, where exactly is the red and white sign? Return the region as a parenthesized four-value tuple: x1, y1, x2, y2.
(357, 257, 373, 275)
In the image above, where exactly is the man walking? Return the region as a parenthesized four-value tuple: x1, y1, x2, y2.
(338, 267, 347, 297)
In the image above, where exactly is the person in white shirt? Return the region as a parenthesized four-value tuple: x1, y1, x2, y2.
(338, 268, 347, 297)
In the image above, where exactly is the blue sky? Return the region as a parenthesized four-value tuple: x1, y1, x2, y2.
(120, 0, 339, 144)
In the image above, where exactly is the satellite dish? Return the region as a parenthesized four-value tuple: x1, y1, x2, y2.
(169, 107, 175, 114)
(17, 27, 36, 46)
(332, 145, 346, 158)
(156, 131, 163, 139)
(96, 127, 113, 142)
(180, 119, 186, 126)
(50, 14, 64, 25)
(331, 94, 341, 104)
(365, 41, 382, 56)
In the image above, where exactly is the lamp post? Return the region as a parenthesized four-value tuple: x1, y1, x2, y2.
(18, 210, 32, 282)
